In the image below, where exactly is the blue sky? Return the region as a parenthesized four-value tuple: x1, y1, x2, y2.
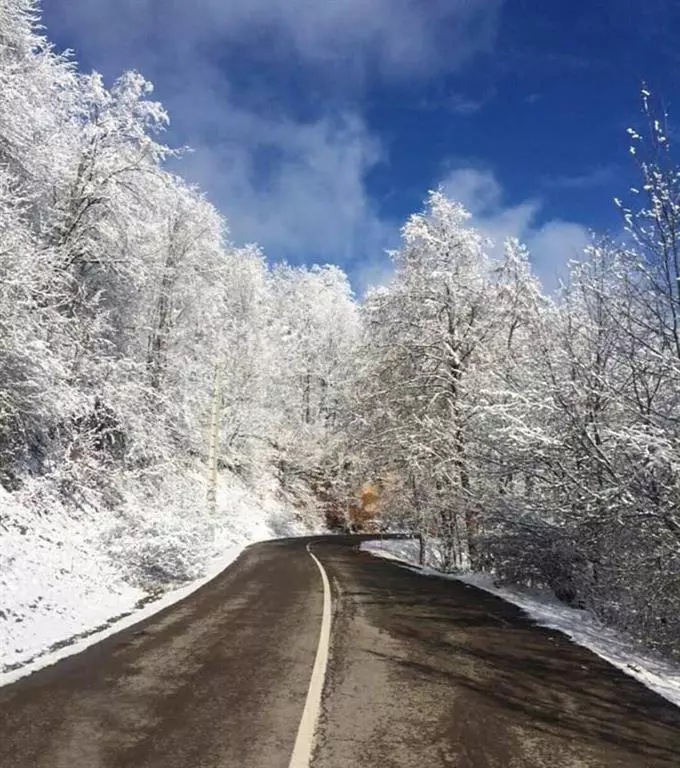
(42, 0, 680, 291)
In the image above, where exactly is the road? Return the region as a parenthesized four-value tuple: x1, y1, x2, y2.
(1, 536, 679, 767)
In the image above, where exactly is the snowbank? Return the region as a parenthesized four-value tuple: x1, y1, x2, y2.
(359, 537, 422, 564)
(1, 482, 145, 676)
(361, 539, 680, 709)
(0, 544, 242, 687)
(1, 469, 317, 685)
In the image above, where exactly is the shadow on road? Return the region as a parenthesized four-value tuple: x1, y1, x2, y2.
(348, 551, 680, 765)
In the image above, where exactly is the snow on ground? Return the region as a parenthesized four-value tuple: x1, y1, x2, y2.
(361, 538, 680, 709)
(361, 537, 422, 564)
(1, 482, 145, 677)
(1, 469, 318, 686)
(0, 543, 243, 688)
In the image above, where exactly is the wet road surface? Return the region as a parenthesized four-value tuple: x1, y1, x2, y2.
(1, 535, 679, 767)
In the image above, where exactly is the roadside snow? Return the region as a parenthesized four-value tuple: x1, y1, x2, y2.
(361, 539, 680, 709)
(1, 470, 317, 686)
(1, 483, 144, 677)
(360, 537, 422, 564)
(0, 544, 243, 687)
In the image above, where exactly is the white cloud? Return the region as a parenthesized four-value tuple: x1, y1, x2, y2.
(342, 166, 591, 296)
(41, 0, 503, 277)
(47, 0, 503, 80)
(441, 168, 590, 292)
(544, 166, 617, 190)
(177, 107, 392, 265)
(527, 221, 592, 287)
(353, 258, 399, 297)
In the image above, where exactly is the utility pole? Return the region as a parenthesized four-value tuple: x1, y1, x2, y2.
(207, 363, 222, 517)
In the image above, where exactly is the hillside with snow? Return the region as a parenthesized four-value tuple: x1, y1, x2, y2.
(1, 471, 318, 677)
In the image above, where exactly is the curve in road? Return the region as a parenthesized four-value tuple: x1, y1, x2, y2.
(1, 535, 680, 768)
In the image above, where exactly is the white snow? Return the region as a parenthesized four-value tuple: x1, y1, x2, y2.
(360, 537, 423, 564)
(1, 470, 318, 687)
(1, 482, 144, 676)
(361, 539, 680, 709)
(0, 544, 242, 688)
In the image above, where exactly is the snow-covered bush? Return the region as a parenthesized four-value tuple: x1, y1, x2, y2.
(103, 477, 212, 588)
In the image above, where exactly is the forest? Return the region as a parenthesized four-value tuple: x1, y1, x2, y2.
(2, 0, 680, 662)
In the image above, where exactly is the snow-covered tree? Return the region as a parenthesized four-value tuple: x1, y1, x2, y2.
(356, 191, 503, 566)
(265, 264, 360, 497)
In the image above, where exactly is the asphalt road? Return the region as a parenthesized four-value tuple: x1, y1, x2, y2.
(1, 536, 680, 767)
